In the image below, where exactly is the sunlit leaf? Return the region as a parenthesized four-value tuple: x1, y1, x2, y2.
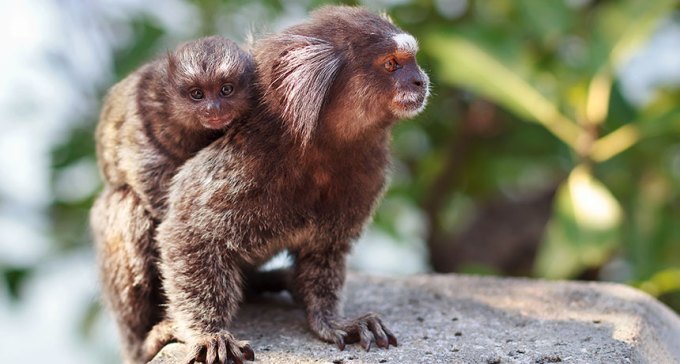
(638, 268, 680, 297)
(591, 105, 680, 162)
(424, 33, 583, 149)
(585, 69, 613, 126)
(580, 0, 676, 140)
(535, 166, 623, 278)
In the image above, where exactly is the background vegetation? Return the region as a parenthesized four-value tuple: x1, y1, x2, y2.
(40, 0, 680, 314)
(1, 0, 679, 361)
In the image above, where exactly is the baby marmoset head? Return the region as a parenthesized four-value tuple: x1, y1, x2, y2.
(166, 35, 254, 130)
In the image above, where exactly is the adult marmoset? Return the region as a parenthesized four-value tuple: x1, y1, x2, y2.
(154, 6, 429, 364)
(90, 36, 254, 364)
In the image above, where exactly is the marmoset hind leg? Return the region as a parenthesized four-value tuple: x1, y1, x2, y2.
(90, 185, 165, 363)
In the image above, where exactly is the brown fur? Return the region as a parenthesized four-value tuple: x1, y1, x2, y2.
(90, 36, 254, 363)
(96, 36, 254, 218)
(154, 6, 429, 363)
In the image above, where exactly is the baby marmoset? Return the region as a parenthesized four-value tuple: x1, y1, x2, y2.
(90, 35, 254, 364)
(96, 35, 254, 217)
(155, 6, 429, 364)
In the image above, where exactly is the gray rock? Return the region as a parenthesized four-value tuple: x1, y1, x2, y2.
(150, 273, 680, 364)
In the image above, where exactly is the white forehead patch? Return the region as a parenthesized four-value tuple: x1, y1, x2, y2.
(217, 52, 240, 75)
(392, 33, 418, 54)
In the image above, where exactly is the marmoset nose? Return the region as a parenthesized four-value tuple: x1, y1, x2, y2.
(412, 72, 429, 89)
(411, 72, 430, 95)
(207, 100, 220, 113)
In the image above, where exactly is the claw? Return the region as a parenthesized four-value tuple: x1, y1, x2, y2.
(319, 314, 397, 352)
(229, 341, 246, 364)
(358, 325, 373, 351)
(334, 334, 346, 351)
(367, 317, 389, 348)
(242, 343, 255, 361)
(183, 332, 254, 364)
(387, 333, 398, 347)
(361, 339, 372, 352)
(380, 324, 398, 347)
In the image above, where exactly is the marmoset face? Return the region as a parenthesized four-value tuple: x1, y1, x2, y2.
(168, 36, 254, 130)
(378, 33, 430, 119)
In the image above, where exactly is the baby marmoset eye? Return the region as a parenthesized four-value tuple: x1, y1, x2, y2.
(189, 87, 205, 100)
(220, 83, 234, 97)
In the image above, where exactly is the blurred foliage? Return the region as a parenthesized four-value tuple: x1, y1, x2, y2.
(390, 0, 680, 312)
(2, 267, 32, 302)
(48, 0, 680, 314)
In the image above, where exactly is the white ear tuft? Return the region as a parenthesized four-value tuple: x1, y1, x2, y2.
(263, 35, 343, 147)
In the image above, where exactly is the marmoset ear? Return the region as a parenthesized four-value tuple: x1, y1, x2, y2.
(255, 34, 344, 147)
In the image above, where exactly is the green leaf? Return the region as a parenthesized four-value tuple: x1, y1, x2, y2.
(79, 300, 102, 337)
(2, 266, 32, 301)
(535, 166, 623, 278)
(113, 18, 165, 79)
(580, 0, 677, 75)
(51, 124, 96, 170)
(591, 105, 680, 162)
(424, 32, 583, 149)
(515, 0, 573, 41)
(638, 268, 680, 298)
(600, 0, 678, 69)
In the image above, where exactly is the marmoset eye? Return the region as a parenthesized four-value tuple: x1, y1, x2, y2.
(384, 58, 400, 72)
(220, 84, 234, 97)
(189, 88, 204, 100)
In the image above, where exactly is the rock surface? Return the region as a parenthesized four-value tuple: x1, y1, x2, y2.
(150, 273, 680, 364)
